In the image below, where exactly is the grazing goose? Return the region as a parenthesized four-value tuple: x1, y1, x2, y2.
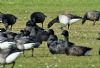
(26, 19, 44, 30)
(30, 12, 47, 28)
(0, 48, 22, 68)
(0, 12, 17, 30)
(61, 30, 92, 56)
(82, 11, 100, 25)
(48, 13, 82, 29)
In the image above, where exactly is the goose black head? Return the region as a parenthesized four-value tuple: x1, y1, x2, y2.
(0, 28, 6, 32)
(26, 20, 36, 27)
(61, 30, 69, 37)
(48, 35, 58, 41)
(48, 29, 54, 35)
(23, 30, 30, 36)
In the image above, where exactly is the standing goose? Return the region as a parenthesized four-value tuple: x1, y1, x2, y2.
(0, 12, 17, 30)
(0, 48, 22, 68)
(48, 13, 82, 29)
(16, 36, 40, 57)
(30, 12, 47, 28)
(82, 11, 100, 25)
(61, 30, 92, 56)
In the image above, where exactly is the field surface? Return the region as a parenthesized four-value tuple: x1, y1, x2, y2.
(0, 0, 100, 68)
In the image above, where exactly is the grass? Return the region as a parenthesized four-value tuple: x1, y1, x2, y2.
(0, 0, 100, 68)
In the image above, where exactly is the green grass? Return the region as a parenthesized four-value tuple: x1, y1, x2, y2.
(0, 0, 100, 68)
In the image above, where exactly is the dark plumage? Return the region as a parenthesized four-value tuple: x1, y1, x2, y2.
(99, 48, 100, 55)
(36, 29, 55, 42)
(0, 12, 17, 30)
(0, 45, 22, 68)
(82, 11, 100, 25)
(47, 30, 69, 54)
(30, 12, 46, 28)
(0, 28, 6, 32)
(16, 35, 41, 57)
(61, 30, 92, 56)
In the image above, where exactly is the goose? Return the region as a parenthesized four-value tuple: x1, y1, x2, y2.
(26, 20, 44, 30)
(47, 29, 71, 54)
(0, 41, 16, 49)
(36, 29, 55, 42)
(16, 36, 40, 57)
(30, 12, 47, 28)
(48, 13, 82, 29)
(5, 32, 17, 42)
(61, 30, 92, 56)
(0, 48, 22, 68)
(0, 12, 17, 30)
(82, 11, 100, 25)
(0, 33, 8, 43)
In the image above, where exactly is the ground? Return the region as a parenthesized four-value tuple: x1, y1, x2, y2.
(0, 0, 100, 68)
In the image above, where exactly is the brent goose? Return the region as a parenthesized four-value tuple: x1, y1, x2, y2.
(0, 12, 17, 30)
(47, 30, 71, 54)
(82, 11, 100, 25)
(48, 13, 82, 29)
(61, 30, 92, 56)
(36, 29, 55, 42)
(16, 36, 40, 57)
(30, 12, 46, 28)
(0, 48, 22, 68)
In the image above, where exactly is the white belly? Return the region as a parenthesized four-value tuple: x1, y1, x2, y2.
(0, 42, 16, 49)
(85, 50, 91, 56)
(59, 15, 69, 25)
(6, 52, 22, 64)
(69, 19, 80, 24)
(23, 43, 35, 50)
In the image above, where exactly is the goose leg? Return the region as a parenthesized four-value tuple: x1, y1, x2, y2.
(31, 48, 34, 57)
(3, 20, 8, 30)
(93, 20, 96, 25)
(10, 25, 13, 30)
(42, 22, 43, 29)
(4, 23, 8, 30)
(11, 62, 15, 68)
(82, 19, 86, 24)
(2, 64, 5, 68)
(68, 23, 70, 29)
(23, 50, 25, 57)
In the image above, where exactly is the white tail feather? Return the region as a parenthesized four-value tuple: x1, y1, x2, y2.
(23, 43, 35, 49)
(69, 19, 80, 24)
(6, 52, 22, 63)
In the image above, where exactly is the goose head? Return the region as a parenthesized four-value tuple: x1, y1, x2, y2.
(48, 29, 54, 35)
(61, 30, 69, 41)
(26, 20, 36, 27)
